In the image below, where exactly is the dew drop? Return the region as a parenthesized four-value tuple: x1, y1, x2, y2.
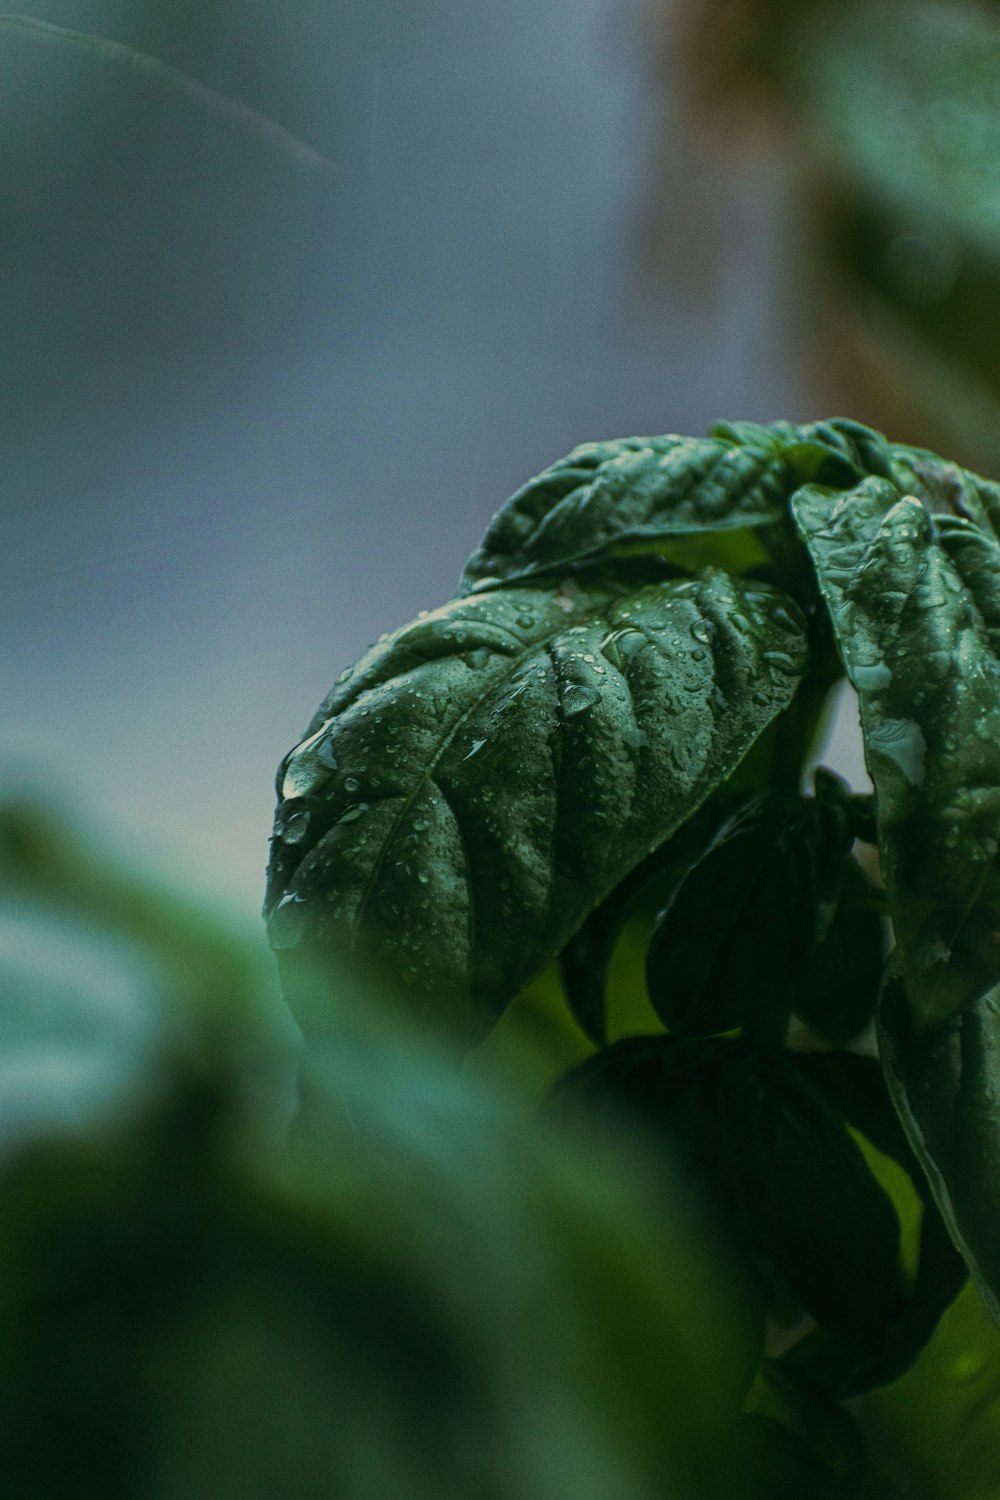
(338, 803, 369, 824)
(468, 647, 491, 669)
(268, 893, 307, 950)
(463, 738, 487, 760)
(563, 684, 601, 717)
(344, 776, 360, 793)
(317, 738, 339, 769)
(852, 661, 892, 692)
(280, 810, 311, 845)
(691, 619, 715, 644)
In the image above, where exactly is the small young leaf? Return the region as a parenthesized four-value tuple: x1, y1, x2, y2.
(265, 565, 808, 1039)
(459, 421, 872, 594)
(793, 476, 1000, 1030)
(878, 963, 1000, 1329)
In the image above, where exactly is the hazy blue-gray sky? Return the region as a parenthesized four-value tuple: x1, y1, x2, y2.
(1, 0, 865, 914)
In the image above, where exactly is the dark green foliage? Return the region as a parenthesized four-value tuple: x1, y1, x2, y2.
(879, 964, 1000, 1329)
(0, 805, 759, 1500)
(267, 415, 1000, 1399)
(265, 560, 808, 1040)
(549, 1038, 903, 1348)
(645, 789, 853, 1044)
(793, 475, 1000, 1032)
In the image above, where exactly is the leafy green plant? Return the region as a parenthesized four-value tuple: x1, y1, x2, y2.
(265, 415, 1000, 1493)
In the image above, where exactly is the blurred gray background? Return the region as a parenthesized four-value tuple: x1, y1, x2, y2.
(1, 0, 864, 916)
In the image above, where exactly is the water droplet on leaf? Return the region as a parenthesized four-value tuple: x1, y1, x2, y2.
(338, 803, 369, 824)
(563, 684, 601, 717)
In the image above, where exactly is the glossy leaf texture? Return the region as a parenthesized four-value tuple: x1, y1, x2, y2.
(548, 1037, 903, 1348)
(887, 442, 1000, 537)
(793, 476, 1000, 1031)
(458, 421, 872, 594)
(878, 964, 1000, 1329)
(645, 791, 853, 1044)
(264, 563, 808, 1039)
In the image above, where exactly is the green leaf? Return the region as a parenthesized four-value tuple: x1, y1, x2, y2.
(550, 1039, 902, 1344)
(645, 793, 851, 1043)
(889, 443, 1000, 539)
(878, 963, 1000, 1329)
(265, 564, 808, 1039)
(558, 793, 743, 1046)
(790, 857, 885, 1048)
(793, 476, 1000, 1030)
(781, 1052, 967, 1395)
(797, 1, 1000, 262)
(459, 423, 868, 594)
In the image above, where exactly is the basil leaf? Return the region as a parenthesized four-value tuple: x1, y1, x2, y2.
(459, 423, 870, 594)
(738, 1410, 883, 1500)
(721, 1055, 902, 1343)
(551, 1039, 902, 1344)
(793, 476, 1000, 1030)
(558, 793, 744, 1047)
(645, 794, 851, 1043)
(264, 566, 807, 1039)
(717, 417, 893, 487)
(790, 858, 885, 1048)
(889, 443, 1000, 537)
(878, 963, 1000, 1327)
(784, 1052, 967, 1394)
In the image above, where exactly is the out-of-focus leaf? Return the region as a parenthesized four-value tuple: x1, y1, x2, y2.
(857, 1278, 1000, 1500)
(0, 799, 756, 1498)
(878, 964, 1000, 1328)
(264, 562, 807, 1041)
(459, 422, 868, 594)
(793, 476, 1000, 1030)
(798, 1, 1000, 262)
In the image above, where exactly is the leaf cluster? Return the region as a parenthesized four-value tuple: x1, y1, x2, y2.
(265, 414, 1000, 1491)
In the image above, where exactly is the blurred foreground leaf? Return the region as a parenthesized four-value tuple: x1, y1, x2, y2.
(0, 799, 756, 1499)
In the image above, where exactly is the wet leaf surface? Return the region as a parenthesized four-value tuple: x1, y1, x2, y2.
(793, 476, 1000, 1030)
(459, 422, 871, 593)
(265, 564, 807, 1039)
